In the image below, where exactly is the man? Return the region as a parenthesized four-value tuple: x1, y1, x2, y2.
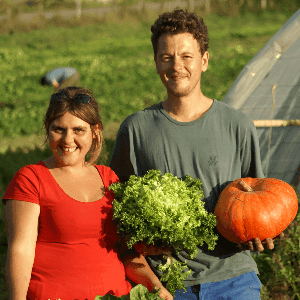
(110, 9, 281, 299)
(41, 67, 80, 91)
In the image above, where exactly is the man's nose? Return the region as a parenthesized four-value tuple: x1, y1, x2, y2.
(172, 56, 184, 71)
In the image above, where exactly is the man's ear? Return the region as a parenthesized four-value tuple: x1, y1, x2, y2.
(202, 51, 209, 73)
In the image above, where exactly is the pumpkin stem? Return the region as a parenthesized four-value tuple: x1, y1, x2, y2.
(238, 180, 254, 192)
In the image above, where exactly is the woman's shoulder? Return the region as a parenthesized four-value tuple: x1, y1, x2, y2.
(15, 161, 46, 178)
(93, 165, 120, 186)
(2, 162, 45, 205)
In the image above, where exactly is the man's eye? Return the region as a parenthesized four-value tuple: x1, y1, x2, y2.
(53, 128, 63, 132)
(163, 57, 171, 61)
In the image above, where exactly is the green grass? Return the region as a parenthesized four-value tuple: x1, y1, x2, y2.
(0, 8, 298, 300)
(0, 10, 294, 139)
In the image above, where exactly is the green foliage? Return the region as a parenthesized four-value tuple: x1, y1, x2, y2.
(0, 10, 298, 300)
(158, 257, 192, 295)
(94, 284, 163, 300)
(109, 170, 218, 256)
(109, 170, 217, 295)
(0, 10, 295, 140)
(252, 193, 300, 300)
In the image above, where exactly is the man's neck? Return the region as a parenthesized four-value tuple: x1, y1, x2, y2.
(162, 93, 213, 122)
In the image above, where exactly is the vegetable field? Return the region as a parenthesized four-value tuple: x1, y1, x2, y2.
(0, 8, 299, 300)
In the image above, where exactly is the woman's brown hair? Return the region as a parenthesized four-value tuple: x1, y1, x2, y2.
(41, 86, 103, 165)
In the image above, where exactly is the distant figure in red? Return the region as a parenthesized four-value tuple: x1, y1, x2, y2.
(3, 87, 173, 300)
(41, 67, 80, 91)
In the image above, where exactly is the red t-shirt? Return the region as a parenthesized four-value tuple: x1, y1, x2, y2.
(2, 161, 132, 300)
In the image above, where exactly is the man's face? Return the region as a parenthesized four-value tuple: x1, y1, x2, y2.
(155, 32, 209, 98)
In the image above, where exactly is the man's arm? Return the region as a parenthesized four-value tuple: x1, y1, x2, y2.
(239, 119, 284, 252)
(110, 124, 173, 299)
(109, 124, 135, 183)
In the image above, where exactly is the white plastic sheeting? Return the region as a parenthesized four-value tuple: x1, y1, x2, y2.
(222, 9, 300, 190)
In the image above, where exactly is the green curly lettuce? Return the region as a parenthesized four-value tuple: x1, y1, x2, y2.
(94, 284, 163, 300)
(109, 169, 218, 258)
(158, 255, 192, 296)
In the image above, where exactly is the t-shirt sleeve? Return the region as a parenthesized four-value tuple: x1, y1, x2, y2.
(103, 166, 120, 187)
(109, 118, 135, 183)
(2, 165, 40, 205)
(240, 117, 265, 179)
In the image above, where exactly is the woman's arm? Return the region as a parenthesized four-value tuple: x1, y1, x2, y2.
(119, 242, 173, 300)
(5, 200, 40, 300)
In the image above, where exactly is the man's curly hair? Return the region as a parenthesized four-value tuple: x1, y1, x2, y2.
(151, 9, 209, 58)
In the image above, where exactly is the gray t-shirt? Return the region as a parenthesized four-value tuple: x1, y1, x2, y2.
(109, 99, 265, 286)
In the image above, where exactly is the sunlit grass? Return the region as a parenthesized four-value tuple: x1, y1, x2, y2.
(0, 9, 297, 300)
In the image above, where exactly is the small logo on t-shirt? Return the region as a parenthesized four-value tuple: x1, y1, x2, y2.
(208, 155, 218, 166)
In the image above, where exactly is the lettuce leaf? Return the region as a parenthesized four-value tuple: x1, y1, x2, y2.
(109, 170, 218, 257)
(108, 170, 218, 295)
(94, 285, 163, 300)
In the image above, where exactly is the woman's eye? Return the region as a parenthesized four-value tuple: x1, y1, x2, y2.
(75, 129, 84, 133)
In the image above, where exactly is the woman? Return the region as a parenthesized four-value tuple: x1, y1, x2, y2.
(3, 87, 172, 300)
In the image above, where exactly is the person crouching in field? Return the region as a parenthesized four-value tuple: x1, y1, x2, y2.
(2, 86, 173, 300)
(41, 67, 80, 91)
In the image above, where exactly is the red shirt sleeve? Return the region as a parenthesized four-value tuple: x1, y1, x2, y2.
(95, 165, 120, 188)
(2, 165, 40, 205)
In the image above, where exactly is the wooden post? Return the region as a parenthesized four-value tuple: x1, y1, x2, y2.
(76, 0, 82, 18)
(261, 0, 267, 10)
(189, 0, 195, 11)
(253, 120, 300, 127)
(205, 0, 211, 14)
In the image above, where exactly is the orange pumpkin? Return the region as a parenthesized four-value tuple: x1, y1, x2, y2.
(214, 177, 298, 244)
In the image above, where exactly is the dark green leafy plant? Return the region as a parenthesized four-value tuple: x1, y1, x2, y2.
(94, 284, 163, 300)
(158, 255, 192, 296)
(109, 170, 218, 294)
(252, 191, 300, 300)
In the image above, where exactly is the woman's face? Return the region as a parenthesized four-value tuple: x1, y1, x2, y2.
(48, 112, 97, 169)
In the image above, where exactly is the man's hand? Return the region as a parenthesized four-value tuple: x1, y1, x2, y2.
(238, 232, 284, 252)
(155, 285, 173, 300)
(133, 241, 172, 256)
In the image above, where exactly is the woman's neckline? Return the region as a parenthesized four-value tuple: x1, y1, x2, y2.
(40, 160, 106, 204)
